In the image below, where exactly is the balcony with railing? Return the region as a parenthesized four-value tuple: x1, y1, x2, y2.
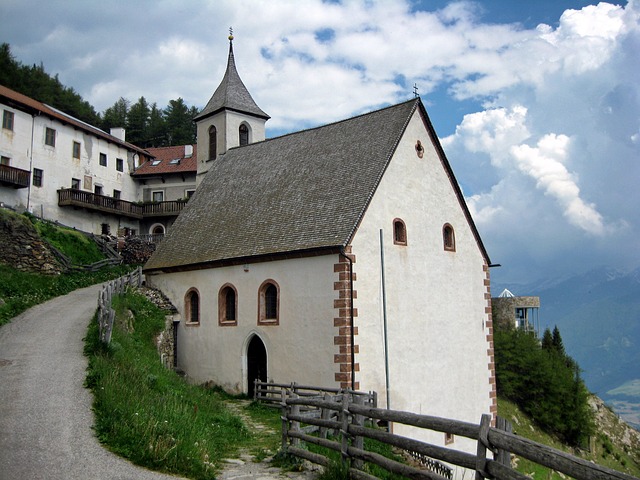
(57, 189, 189, 219)
(0, 164, 31, 188)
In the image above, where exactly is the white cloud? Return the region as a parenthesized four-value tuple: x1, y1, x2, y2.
(3, 0, 639, 282)
(510, 135, 605, 235)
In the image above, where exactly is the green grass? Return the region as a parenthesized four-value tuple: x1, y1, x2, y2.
(85, 289, 253, 479)
(34, 219, 105, 265)
(498, 397, 640, 478)
(0, 264, 134, 326)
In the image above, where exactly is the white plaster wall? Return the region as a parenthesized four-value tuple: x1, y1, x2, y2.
(196, 110, 266, 184)
(146, 254, 339, 393)
(350, 110, 492, 456)
(1, 100, 142, 234)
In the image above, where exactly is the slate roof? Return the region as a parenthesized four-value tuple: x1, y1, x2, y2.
(144, 98, 490, 272)
(194, 41, 269, 122)
(133, 145, 197, 176)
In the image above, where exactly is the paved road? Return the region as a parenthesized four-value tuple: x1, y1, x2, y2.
(0, 284, 183, 480)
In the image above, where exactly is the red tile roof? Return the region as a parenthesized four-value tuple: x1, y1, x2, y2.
(133, 145, 198, 176)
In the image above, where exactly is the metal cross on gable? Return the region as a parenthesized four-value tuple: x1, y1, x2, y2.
(413, 83, 419, 98)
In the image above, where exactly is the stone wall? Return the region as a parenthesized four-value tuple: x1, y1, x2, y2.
(0, 209, 62, 275)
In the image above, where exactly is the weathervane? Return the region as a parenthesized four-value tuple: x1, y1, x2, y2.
(413, 83, 419, 98)
(229, 26, 234, 42)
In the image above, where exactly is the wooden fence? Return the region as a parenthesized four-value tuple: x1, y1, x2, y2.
(96, 266, 143, 344)
(255, 380, 377, 408)
(270, 388, 637, 480)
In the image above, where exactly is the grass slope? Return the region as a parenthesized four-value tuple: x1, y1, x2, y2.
(85, 289, 253, 479)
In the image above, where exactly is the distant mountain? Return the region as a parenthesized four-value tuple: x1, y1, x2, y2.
(493, 266, 640, 430)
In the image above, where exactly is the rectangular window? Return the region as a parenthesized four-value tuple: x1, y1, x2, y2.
(113, 189, 121, 199)
(116, 158, 124, 172)
(45, 127, 56, 147)
(2, 110, 14, 131)
(33, 168, 43, 187)
(152, 191, 164, 202)
(94, 185, 103, 196)
(71, 178, 81, 189)
(185, 189, 196, 199)
(99, 153, 107, 167)
(72, 141, 81, 159)
(1, 156, 10, 166)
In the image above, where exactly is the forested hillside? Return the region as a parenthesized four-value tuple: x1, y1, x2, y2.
(0, 43, 197, 148)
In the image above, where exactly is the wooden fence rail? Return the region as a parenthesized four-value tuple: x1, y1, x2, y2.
(96, 266, 143, 344)
(269, 388, 637, 480)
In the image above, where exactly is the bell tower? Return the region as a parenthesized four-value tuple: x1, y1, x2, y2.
(195, 30, 270, 184)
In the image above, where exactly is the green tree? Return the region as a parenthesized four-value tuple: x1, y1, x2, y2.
(552, 325, 566, 356)
(147, 103, 167, 147)
(101, 97, 129, 132)
(494, 325, 594, 446)
(541, 327, 553, 351)
(164, 98, 196, 145)
(126, 96, 150, 146)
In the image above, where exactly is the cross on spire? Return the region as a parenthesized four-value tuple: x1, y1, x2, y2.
(413, 83, 419, 98)
(228, 26, 234, 42)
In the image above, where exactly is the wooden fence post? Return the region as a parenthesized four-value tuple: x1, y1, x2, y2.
(476, 414, 492, 480)
(352, 394, 365, 471)
(495, 417, 512, 467)
(320, 393, 331, 439)
(291, 392, 300, 448)
(281, 389, 289, 450)
(339, 392, 351, 467)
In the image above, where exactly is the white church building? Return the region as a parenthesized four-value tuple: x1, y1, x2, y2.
(144, 35, 497, 456)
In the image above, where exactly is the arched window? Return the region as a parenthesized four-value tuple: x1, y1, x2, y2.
(185, 288, 200, 324)
(258, 280, 279, 325)
(393, 218, 407, 245)
(239, 124, 249, 146)
(218, 284, 238, 326)
(443, 223, 456, 252)
(208, 125, 217, 160)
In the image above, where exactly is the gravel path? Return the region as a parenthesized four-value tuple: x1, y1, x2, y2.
(0, 283, 322, 480)
(0, 283, 184, 480)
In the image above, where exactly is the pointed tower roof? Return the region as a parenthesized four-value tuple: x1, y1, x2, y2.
(194, 33, 269, 122)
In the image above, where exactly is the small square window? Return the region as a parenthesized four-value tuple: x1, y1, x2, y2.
(445, 432, 454, 445)
(113, 189, 121, 199)
(94, 185, 103, 196)
(185, 189, 195, 199)
(71, 178, 81, 189)
(72, 141, 81, 159)
(45, 127, 56, 147)
(33, 168, 43, 187)
(2, 111, 14, 131)
(116, 158, 124, 172)
(1, 156, 10, 166)
(152, 191, 164, 202)
(99, 153, 107, 167)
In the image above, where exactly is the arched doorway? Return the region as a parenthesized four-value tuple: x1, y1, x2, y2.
(247, 335, 267, 399)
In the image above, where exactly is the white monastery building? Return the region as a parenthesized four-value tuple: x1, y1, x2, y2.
(144, 35, 497, 459)
(0, 86, 197, 237)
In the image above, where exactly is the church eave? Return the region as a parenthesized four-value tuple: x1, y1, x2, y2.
(194, 105, 270, 123)
(144, 245, 343, 274)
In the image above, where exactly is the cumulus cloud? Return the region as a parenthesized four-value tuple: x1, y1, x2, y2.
(3, 0, 639, 281)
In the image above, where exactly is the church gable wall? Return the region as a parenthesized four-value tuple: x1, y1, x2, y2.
(349, 109, 493, 456)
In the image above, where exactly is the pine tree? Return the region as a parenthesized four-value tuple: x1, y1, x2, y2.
(164, 98, 195, 145)
(127, 96, 150, 146)
(101, 97, 130, 133)
(552, 326, 566, 356)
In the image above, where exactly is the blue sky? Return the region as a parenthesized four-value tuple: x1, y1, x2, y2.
(2, 0, 639, 287)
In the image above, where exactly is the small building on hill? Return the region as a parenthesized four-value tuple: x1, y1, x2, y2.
(492, 288, 540, 335)
(144, 35, 497, 461)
